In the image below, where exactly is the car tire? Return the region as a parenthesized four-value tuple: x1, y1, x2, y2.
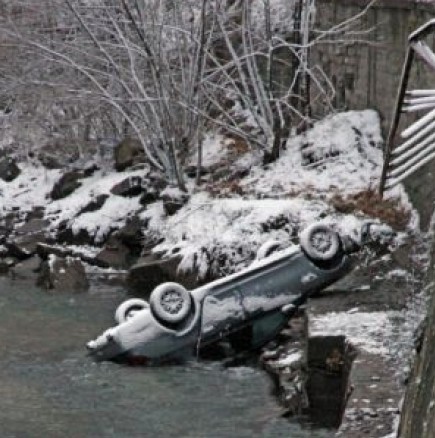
(150, 282, 192, 324)
(300, 224, 341, 261)
(255, 240, 282, 261)
(115, 298, 149, 324)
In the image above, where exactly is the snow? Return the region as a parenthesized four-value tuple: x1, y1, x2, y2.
(310, 311, 400, 356)
(245, 110, 383, 194)
(0, 110, 416, 278)
(0, 165, 61, 214)
(251, 0, 298, 33)
(46, 169, 143, 234)
(187, 133, 230, 168)
(276, 350, 303, 367)
(302, 273, 318, 284)
(145, 110, 414, 278)
(68, 195, 141, 244)
(148, 193, 332, 277)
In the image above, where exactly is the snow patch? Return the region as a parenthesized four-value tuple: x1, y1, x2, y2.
(310, 311, 400, 356)
(242, 110, 386, 197)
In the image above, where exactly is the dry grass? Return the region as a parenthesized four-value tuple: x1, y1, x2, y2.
(206, 179, 245, 198)
(331, 189, 411, 231)
(225, 135, 250, 156)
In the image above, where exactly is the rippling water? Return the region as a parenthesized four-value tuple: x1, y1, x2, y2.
(0, 275, 333, 438)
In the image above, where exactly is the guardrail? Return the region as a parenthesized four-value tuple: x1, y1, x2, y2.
(379, 19, 435, 196)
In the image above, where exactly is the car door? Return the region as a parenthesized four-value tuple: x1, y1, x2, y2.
(200, 286, 247, 343)
(237, 253, 303, 317)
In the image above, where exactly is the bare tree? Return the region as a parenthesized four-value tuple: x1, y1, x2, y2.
(0, 0, 374, 188)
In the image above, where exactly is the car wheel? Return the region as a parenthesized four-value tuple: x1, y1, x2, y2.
(255, 240, 282, 261)
(300, 224, 341, 261)
(150, 282, 192, 324)
(115, 298, 149, 324)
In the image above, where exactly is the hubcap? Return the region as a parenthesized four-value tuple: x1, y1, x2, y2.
(311, 231, 332, 253)
(161, 290, 184, 314)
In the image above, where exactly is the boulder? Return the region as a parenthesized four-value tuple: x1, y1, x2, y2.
(0, 157, 20, 182)
(161, 187, 189, 216)
(15, 218, 49, 236)
(25, 206, 45, 221)
(139, 173, 167, 206)
(0, 258, 12, 274)
(139, 190, 160, 206)
(114, 137, 145, 171)
(37, 140, 81, 169)
(37, 255, 89, 292)
(5, 218, 50, 260)
(117, 216, 146, 255)
(36, 242, 109, 269)
(110, 176, 143, 197)
(11, 256, 41, 280)
(36, 243, 70, 261)
(77, 194, 108, 215)
(127, 254, 199, 296)
(95, 235, 133, 269)
(83, 163, 100, 177)
(37, 152, 62, 169)
(51, 170, 83, 200)
(5, 235, 45, 260)
(56, 221, 94, 246)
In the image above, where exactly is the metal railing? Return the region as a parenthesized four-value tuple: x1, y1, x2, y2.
(380, 19, 435, 196)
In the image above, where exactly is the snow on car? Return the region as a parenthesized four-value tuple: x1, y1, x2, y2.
(86, 223, 363, 364)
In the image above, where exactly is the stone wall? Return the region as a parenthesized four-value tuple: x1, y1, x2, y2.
(399, 237, 435, 438)
(312, 0, 435, 132)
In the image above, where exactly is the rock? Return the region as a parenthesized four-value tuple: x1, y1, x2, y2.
(95, 235, 133, 269)
(56, 221, 94, 246)
(37, 255, 89, 292)
(11, 256, 41, 279)
(185, 165, 209, 178)
(127, 254, 199, 296)
(114, 137, 144, 171)
(38, 152, 62, 169)
(77, 194, 108, 215)
(51, 170, 83, 200)
(139, 191, 160, 206)
(0, 212, 19, 244)
(161, 187, 189, 216)
(139, 174, 166, 206)
(110, 176, 143, 197)
(25, 206, 45, 221)
(0, 157, 20, 182)
(5, 218, 51, 260)
(15, 218, 50, 236)
(5, 235, 44, 260)
(36, 243, 69, 261)
(117, 215, 146, 255)
(37, 140, 81, 169)
(0, 258, 11, 274)
(83, 163, 100, 177)
(36, 242, 109, 269)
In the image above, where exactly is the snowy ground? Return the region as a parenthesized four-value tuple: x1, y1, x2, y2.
(144, 110, 415, 279)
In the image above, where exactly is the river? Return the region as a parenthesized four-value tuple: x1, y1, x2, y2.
(0, 274, 333, 438)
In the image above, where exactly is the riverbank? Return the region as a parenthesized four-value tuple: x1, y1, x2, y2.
(0, 109, 424, 433)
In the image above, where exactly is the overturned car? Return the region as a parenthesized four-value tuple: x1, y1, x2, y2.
(87, 223, 367, 363)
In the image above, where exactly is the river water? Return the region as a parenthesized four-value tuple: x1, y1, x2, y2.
(0, 274, 333, 438)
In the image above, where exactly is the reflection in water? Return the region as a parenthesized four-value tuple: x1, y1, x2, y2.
(0, 276, 332, 438)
